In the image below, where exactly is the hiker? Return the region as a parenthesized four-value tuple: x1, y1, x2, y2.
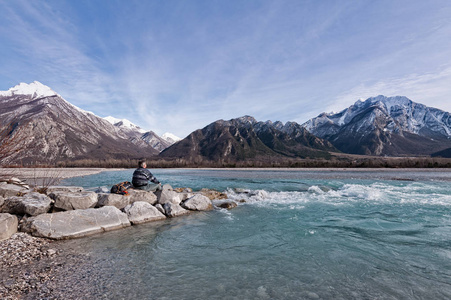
(132, 160, 162, 192)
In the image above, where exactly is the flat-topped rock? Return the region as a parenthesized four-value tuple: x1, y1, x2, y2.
(128, 189, 157, 205)
(1, 192, 52, 216)
(97, 190, 157, 209)
(182, 194, 213, 211)
(50, 191, 97, 211)
(97, 193, 130, 209)
(0, 213, 18, 240)
(163, 202, 190, 218)
(124, 201, 166, 224)
(0, 183, 29, 198)
(21, 206, 131, 240)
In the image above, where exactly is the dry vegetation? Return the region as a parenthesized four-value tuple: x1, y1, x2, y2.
(49, 155, 451, 168)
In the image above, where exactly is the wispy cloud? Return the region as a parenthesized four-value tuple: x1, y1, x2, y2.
(327, 66, 451, 114)
(1, 0, 450, 137)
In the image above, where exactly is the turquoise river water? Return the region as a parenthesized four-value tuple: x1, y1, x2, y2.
(58, 169, 451, 299)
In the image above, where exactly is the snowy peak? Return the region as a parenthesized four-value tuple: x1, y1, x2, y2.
(162, 132, 181, 144)
(0, 81, 58, 99)
(104, 116, 147, 134)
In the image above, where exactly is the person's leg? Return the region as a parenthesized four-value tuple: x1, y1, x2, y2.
(143, 183, 161, 192)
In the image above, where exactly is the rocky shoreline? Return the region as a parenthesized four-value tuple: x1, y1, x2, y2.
(0, 176, 237, 299)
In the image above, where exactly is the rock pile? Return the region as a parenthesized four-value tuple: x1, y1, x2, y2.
(0, 182, 240, 241)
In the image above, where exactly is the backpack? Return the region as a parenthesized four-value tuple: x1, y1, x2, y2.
(111, 181, 133, 195)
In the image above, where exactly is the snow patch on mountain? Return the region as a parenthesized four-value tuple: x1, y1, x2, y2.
(0, 81, 59, 99)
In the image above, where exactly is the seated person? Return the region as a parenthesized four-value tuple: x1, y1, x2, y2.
(132, 160, 162, 192)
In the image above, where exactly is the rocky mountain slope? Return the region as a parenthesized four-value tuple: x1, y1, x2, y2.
(303, 96, 451, 156)
(0, 82, 159, 164)
(160, 116, 336, 161)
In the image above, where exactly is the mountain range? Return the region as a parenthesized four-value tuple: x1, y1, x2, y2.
(1, 82, 450, 165)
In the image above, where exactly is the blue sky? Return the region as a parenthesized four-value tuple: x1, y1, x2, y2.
(1, 0, 451, 138)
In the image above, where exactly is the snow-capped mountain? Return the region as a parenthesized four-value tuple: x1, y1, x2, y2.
(0, 82, 159, 164)
(303, 95, 451, 156)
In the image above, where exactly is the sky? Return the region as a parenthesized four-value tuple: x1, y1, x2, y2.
(1, 0, 451, 138)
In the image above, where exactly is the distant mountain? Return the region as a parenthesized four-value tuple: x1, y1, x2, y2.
(161, 132, 182, 144)
(104, 116, 173, 152)
(303, 95, 451, 156)
(160, 116, 336, 161)
(0, 81, 159, 164)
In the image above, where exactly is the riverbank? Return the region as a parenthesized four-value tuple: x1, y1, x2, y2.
(0, 232, 99, 299)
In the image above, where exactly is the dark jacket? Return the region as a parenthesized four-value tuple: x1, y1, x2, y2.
(132, 167, 159, 187)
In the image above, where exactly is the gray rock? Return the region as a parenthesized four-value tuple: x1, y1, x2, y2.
(51, 191, 98, 211)
(0, 195, 4, 209)
(154, 203, 165, 215)
(97, 193, 130, 209)
(46, 186, 84, 194)
(0, 213, 18, 241)
(213, 200, 238, 209)
(163, 202, 190, 218)
(2, 192, 52, 216)
(128, 189, 158, 205)
(21, 206, 130, 240)
(123, 201, 166, 225)
(156, 184, 181, 205)
(0, 184, 29, 198)
(182, 194, 213, 211)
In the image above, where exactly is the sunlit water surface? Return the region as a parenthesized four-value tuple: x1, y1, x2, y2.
(59, 169, 451, 299)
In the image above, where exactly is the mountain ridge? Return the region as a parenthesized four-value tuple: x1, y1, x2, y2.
(303, 95, 451, 156)
(160, 115, 336, 161)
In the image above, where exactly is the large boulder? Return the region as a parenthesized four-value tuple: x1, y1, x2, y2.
(21, 206, 131, 240)
(0, 183, 29, 198)
(97, 193, 130, 209)
(123, 201, 166, 225)
(46, 186, 84, 194)
(128, 189, 158, 205)
(0, 213, 18, 241)
(50, 191, 98, 211)
(163, 202, 190, 218)
(182, 194, 213, 211)
(1, 192, 52, 216)
(155, 184, 181, 205)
